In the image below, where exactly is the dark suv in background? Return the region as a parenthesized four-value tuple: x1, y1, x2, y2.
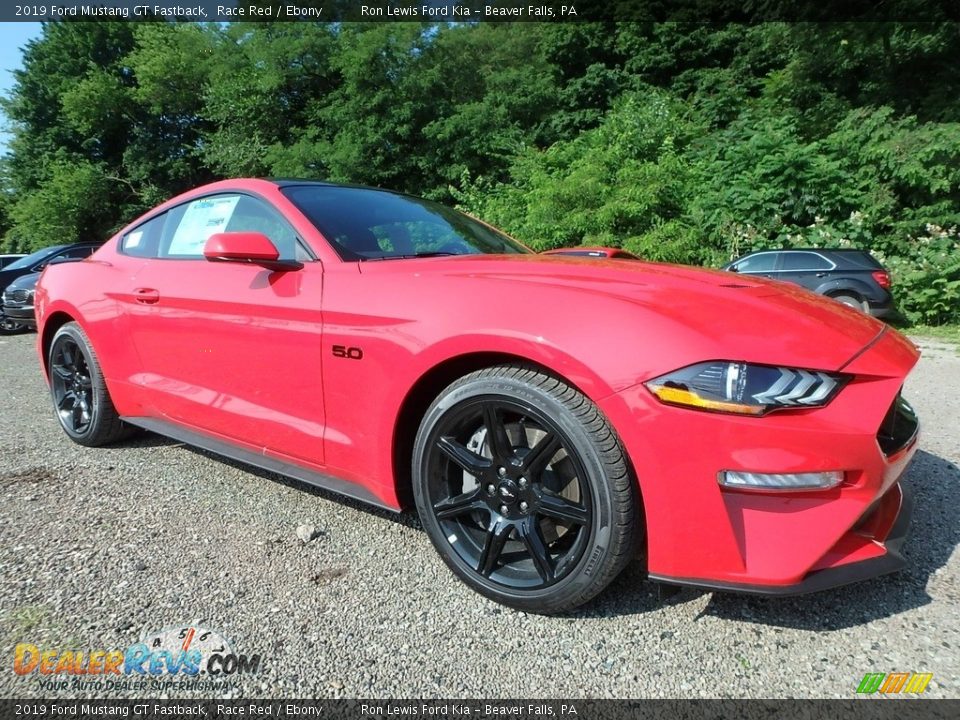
(723, 248, 893, 317)
(0, 242, 100, 333)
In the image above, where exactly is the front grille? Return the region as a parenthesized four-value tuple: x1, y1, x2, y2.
(3, 290, 33, 305)
(5, 289, 32, 305)
(877, 393, 919, 456)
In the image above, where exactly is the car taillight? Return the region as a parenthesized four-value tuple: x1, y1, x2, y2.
(872, 270, 891, 289)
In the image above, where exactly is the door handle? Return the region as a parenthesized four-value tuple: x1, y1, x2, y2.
(815, 272, 828, 277)
(133, 287, 160, 304)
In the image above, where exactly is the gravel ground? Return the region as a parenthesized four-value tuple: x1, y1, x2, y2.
(0, 332, 957, 699)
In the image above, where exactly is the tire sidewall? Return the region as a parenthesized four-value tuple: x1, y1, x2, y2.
(413, 372, 620, 610)
(831, 293, 865, 312)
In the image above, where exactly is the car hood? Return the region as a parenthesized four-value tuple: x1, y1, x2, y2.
(365, 254, 887, 372)
(6, 272, 39, 290)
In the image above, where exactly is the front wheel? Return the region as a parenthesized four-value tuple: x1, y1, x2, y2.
(412, 365, 639, 614)
(48, 322, 133, 446)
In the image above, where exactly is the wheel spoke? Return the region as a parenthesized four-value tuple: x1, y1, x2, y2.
(521, 431, 561, 477)
(482, 403, 513, 460)
(514, 417, 529, 449)
(77, 375, 92, 389)
(437, 436, 491, 477)
(519, 518, 554, 583)
(433, 488, 486, 520)
(57, 390, 76, 411)
(477, 518, 513, 577)
(538, 492, 589, 525)
(72, 402, 84, 429)
(52, 364, 72, 381)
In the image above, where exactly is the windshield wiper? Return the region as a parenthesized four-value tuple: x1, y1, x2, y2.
(362, 251, 460, 261)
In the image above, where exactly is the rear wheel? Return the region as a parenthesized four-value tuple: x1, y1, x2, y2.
(48, 322, 132, 446)
(412, 365, 638, 614)
(830, 293, 866, 312)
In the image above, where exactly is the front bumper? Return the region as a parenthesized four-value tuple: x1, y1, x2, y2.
(598, 327, 920, 594)
(2, 304, 36, 327)
(649, 483, 912, 595)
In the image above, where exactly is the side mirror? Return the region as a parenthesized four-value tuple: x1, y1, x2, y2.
(728, 265, 740, 273)
(203, 232, 301, 271)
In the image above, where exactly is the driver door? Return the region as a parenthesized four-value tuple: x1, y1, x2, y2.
(122, 193, 327, 465)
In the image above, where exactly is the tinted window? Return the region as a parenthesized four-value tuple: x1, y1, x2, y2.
(121, 214, 166, 258)
(781, 252, 832, 271)
(281, 185, 529, 260)
(734, 253, 777, 273)
(840, 251, 883, 269)
(5, 246, 68, 271)
(51, 246, 97, 261)
(158, 194, 299, 260)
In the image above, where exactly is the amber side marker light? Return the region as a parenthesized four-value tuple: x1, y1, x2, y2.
(648, 386, 766, 415)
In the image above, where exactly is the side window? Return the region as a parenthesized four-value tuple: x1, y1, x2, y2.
(158, 194, 299, 260)
(63, 246, 96, 259)
(121, 214, 166, 258)
(782, 252, 832, 271)
(735, 253, 777, 273)
(226, 196, 299, 260)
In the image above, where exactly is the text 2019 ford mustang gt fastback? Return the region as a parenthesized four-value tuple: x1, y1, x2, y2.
(35, 179, 919, 613)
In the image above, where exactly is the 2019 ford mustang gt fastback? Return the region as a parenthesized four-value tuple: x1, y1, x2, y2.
(34, 179, 919, 613)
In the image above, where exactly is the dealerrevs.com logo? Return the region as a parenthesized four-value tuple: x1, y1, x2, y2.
(13, 625, 261, 693)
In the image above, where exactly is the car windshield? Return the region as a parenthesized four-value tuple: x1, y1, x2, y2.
(4, 246, 65, 271)
(281, 185, 530, 260)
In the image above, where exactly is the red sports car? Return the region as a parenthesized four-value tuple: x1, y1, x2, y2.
(35, 179, 919, 613)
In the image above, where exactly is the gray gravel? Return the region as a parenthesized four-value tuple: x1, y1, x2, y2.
(0, 332, 957, 699)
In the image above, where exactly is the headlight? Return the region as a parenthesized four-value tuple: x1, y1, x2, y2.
(645, 361, 846, 415)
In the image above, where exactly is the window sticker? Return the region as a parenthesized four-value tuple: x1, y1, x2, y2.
(167, 196, 240, 256)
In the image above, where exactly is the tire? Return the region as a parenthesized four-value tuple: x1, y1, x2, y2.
(412, 364, 638, 614)
(48, 322, 133, 446)
(830, 293, 866, 312)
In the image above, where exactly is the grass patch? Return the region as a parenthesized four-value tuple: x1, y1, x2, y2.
(903, 324, 960, 347)
(10, 605, 48, 635)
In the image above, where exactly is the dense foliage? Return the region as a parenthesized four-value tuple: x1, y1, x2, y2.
(2, 21, 958, 324)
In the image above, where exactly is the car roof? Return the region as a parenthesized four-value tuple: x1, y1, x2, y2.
(267, 178, 410, 196)
(744, 248, 874, 255)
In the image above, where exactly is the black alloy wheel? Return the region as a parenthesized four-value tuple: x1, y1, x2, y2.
(413, 365, 638, 614)
(48, 322, 131, 446)
(50, 335, 95, 435)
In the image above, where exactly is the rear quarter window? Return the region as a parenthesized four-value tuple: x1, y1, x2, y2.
(838, 251, 883, 269)
(121, 213, 167, 258)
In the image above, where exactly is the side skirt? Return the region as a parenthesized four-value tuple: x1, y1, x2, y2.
(121, 416, 398, 513)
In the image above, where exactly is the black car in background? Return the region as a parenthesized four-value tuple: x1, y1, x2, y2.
(1, 272, 40, 332)
(0, 243, 100, 333)
(0, 254, 26, 270)
(723, 248, 893, 317)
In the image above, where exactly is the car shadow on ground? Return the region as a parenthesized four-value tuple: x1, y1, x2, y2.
(125, 432, 959, 627)
(175, 443, 424, 530)
(577, 449, 960, 628)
